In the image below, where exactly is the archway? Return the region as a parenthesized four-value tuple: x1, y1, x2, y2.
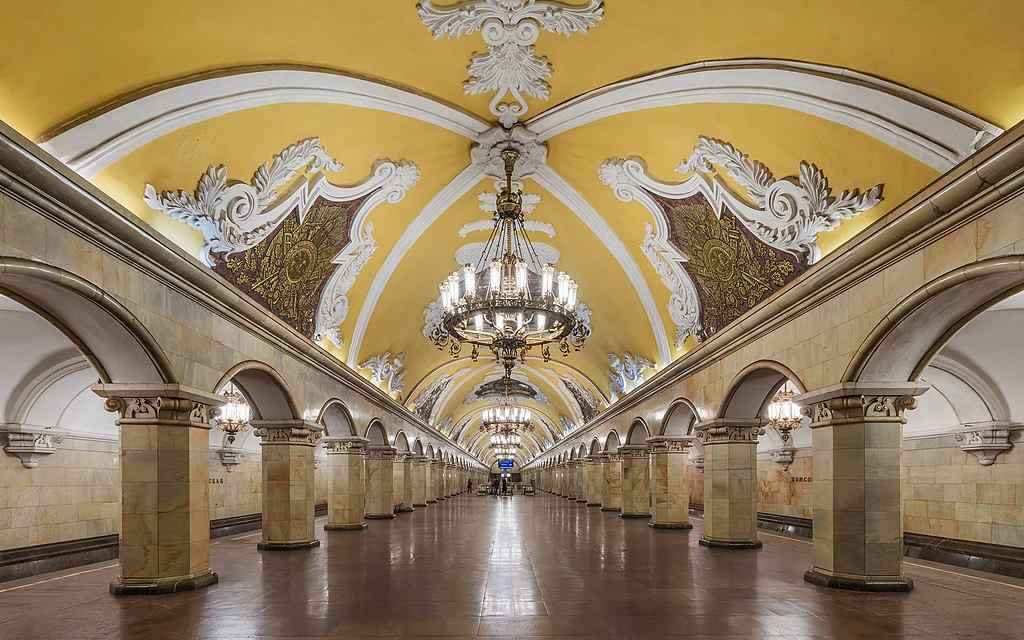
(625, 418, 650, 444)
(319, 399, 357, 436)
(365, 419, 388, 445)
(215, 361, 298, 423)
(660, 398, 698, 436)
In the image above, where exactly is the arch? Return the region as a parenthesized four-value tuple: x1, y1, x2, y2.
(412, 438, 425, 455)
(603, 430, 621, 452)
(318, 398, 357, 436)
(718, 360, 806, 419)
(365, 418, 388, 445)
(660, 397, 699, 436)
(846, 257, 1024, 383)
(625, 418, 650, 445)
(576, 443, 587, 458)
(588, 438, 601, 455)
(0, 258, 174, 384)
(215, 361, 299, 422)
(393, 430, 411, 452)
(425, 443, 436, 459)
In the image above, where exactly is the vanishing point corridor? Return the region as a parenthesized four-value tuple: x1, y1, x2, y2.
(2, 494, 1023, 640)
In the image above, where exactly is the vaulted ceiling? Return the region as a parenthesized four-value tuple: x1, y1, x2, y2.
(2, 0, 1022, 467)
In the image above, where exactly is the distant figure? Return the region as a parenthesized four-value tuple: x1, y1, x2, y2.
(499, 477, 508, 496)
(467, 479, 472, 493)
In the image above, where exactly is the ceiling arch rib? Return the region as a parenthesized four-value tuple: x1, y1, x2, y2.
(527, 59, 1003, 171)
(41, 67, 490, 178)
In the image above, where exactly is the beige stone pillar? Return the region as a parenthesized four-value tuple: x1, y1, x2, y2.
(696, 418, 762, 549)
(799, 385, 924, 592)
(254, 420, 322, 550)
(619, 444, 651, 518)
(393, 453, 414, 512)
(602, 453, 622, 512)
(366, 445, 396, 519)
(647, 436, 693, 530)
(95, 385, 221, 595)
(412, 455, 429, 507)
(431, 459, 444, 501)
(585, 455, 605, 506)
(324, 436, 368, 531)
(425, 459, 437, 503)
(575, 460, 587, 503)
(565, 462, 577, 500)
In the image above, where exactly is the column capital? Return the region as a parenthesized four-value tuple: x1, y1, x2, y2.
(646, 436, 694, 453)
(694, 418, 764, 445)
(618, 443, 649, 457)
(367, 444, 397, 459)
(795, 382, 928, 427)
(412, 453, 431, 463)
(323, 436, 369, 454)
(93, 383, 225, 427)
(252, 419, 323, 446)
(585, 453, 607, 463)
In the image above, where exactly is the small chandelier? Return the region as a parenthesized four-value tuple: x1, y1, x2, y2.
(490, 432, 522, 447)
(429, 148, 589, 377)
(491, 445, 518, 457)
(216, 382, 251, 445)
(766, 383, 801, 470)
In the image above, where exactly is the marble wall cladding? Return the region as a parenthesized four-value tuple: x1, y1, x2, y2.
(903, 435, 1024, 548)
(0, 435, 119, 551)
(620, 449, 651, 517)
(260, 442, 315, 546)
(702, 442, 758, 545)
(208, 454, 261, 520)
(756, 450, 813, 518)
(603, 458, 622, 511)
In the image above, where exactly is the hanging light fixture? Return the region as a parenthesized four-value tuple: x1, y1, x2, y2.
(216, 381, 251, 445)
(429, 148, 589, 377)
(766, 382, 801, 470)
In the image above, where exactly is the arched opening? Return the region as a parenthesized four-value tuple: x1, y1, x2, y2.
(412, 438, 424, 455)
(319, 399, 357, 437)
(215, 361, 298, 423)
(365, 419, 388, 445)
(394, 431, 411, 452)
(625, 419, 649, 444)
(588, 438, 601, 455)
(719, 361, 805, 421)
(660, 399, 698, 436)
(603, 430, 621, 452)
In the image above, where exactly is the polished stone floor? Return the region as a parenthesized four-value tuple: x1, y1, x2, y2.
(1, 494, 1023, 639)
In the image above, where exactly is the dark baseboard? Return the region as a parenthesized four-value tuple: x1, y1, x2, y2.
(689, 503, 1024, 580)
(1, 502, 331, 583)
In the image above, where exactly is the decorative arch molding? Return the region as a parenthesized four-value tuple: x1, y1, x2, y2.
(846, 256, 1024, 383)
(659, 397, 699, 436)
(528, 59, 1003, 171)
(365, 418, 389, 445)
(718, 359, 806, 420)
(40, 66, 490, 178)
(603, 429, 621, 452)
(925, 353, 1010, 424)
(625, 418, 650, 444)
(214, 360, 300, 422)
(317, 398, 358, 437)
(5, 351, 92, 425)
(0, 258, 175, 385)
(393, 430, 411, 451)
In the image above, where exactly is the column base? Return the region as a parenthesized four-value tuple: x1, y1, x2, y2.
(803, 569, 914, 592)
(324, 522, 367, 531)
(413, 502, 428, 507)
(601, 506, 621, 512)
(698, 537, 761, 549)
(649, 521, 693, 530)
(586, 502, 601, 507)
(575, 498, 587, 504)
(427, 499, 437, 504)
(258, 539, 321, 551)
(109, 570, 218, 595)
(619, 512, 651, 519)
(397, 506, 415, 513)
(366, 513, 396, 519)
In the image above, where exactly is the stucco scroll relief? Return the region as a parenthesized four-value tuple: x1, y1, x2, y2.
(359, 352, 407, 396)
(601, 136, 884, 347)
(607, 352, 654, 401)
(418, 0, 605, 126)
(144, 138, 420, 347)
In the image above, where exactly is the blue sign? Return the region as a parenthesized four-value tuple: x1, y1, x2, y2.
(498, 459, 514, 469)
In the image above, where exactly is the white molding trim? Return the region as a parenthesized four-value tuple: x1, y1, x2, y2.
(347, 163, 485, 366)
(41, 68, 491, 178)
(6, 354, 91, 425)
(533, 163, 671, 364)
(527, 59, 1003, 171)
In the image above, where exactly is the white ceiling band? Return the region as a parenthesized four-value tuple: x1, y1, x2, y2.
(527, 59, 1003, 171)
(40, 68, 491, 177)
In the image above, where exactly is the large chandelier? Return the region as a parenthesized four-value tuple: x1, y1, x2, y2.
(216, 382, 251, 445)
(430, 148, 589, 377)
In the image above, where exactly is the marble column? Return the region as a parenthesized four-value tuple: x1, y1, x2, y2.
(94, 385, 221, 595)
(393, 453, 415, 513)
(585, 454, 605, 506)
(253, 419, 322, 550)
(575, 460, 587, 504)
(565, 462, 578, 500)
(619, 445, 651, 518)
(365, 445, 396, 519)
(412, 454, 429, 507)
(799, 385, 924, 592)
(324, 436, 368, 531)
(647, 436, 693, 529)
(602, 453, 622, 512)
(696, 418, 762, 549)
(431, 460, 445, 501)
(425, 459, 437, 503)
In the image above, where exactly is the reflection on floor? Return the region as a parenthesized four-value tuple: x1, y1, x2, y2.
(1, 495, 1023, 639)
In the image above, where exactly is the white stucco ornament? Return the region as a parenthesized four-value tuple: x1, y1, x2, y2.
(418, 0, 605, 126)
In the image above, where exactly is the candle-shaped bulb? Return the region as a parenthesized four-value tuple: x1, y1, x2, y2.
(463, 264, 475, 299)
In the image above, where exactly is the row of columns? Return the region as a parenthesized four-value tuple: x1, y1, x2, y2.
(96, 386, 484, 595)
(527, 388, 919, 591)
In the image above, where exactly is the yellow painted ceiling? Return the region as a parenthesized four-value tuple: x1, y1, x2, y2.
(1, 0, 1022, 460)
